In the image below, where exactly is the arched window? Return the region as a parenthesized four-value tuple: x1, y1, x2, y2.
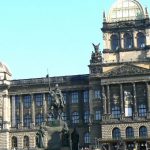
(112, 128, 121, 139)
(138, 104, 147, 117)
(111, 35, 119, 51)
(112, 106, 121, 118)
(35, 114, 44, 125)
(24, 114, 32, 127)
(72, 112, 79, 124)
(24, 136, 29, 148)
(137, 32, 146, 48)
(126, 127, 134, 138)
(84, 111, 90, 123)
(84, 132, 90, 144)
(124, 33, 133, 49)
(12, 136, 17, 148)
(139, 126, 147, 137)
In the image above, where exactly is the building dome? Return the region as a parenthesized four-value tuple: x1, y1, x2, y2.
(107, 0, 145, 22)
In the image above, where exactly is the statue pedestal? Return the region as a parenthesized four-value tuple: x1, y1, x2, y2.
(42, 120, 70, 150)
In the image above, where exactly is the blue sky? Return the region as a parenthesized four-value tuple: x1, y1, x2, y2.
(0, 0, 149, 79)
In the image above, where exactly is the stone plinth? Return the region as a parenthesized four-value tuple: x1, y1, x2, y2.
(43, 120, 70, 150)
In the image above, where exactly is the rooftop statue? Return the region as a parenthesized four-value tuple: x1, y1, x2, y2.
(90, 43, 102, 63)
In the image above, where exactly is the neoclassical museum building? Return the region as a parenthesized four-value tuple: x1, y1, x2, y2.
(0, 0, 150, 149)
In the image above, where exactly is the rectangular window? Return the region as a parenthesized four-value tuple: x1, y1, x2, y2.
(71, 92, 78, 103)
(94, 90, 101, 99)
(23, 95, 31, 108)
(15, 96, 20, 108)
(95, 110, 101, 120)
(35, 94, 43, 106)
(84, 111, 90, 123)
(83, 91, 89, 103)
(47, 94, 52, 105)
(63, 93, 67, 104)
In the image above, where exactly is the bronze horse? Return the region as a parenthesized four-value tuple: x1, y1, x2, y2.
(49, 89, 64, 119)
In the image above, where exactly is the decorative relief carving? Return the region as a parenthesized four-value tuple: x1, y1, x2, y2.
(102, 64, 150, 77)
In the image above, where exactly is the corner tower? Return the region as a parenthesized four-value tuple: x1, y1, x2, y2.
(102, 0, 150, 72)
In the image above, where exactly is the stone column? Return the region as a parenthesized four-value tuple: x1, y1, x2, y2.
(31, 94, 35, 125)
(120, 33, 124, 49)
(107, 85, 111, 114)
(146, 83, 150, 113)
(102, 86, 107, 114)
(133, 31, 138, 48)
(3, 94, 11, 129)
(133, 83, 137, 113)
(120, 84, 124, 114)
(19, 95, 23, 127)
(11, 96, 16, 127)
(43, 93, 47, 122)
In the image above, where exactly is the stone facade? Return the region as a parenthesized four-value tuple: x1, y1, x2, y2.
(0, 0, 150, 150)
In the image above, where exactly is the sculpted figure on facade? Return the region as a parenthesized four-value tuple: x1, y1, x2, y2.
(124, 91, 133, 107)
(90, 43, 102, 63)
(113, 94, 119, 105)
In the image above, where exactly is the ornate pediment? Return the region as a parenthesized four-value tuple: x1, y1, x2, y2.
(102, 63, 150, 78)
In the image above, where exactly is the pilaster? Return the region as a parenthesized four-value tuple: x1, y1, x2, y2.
(107, 85, 110, 114)
(11, 96, 16, 127)
(120, 84, 124, 114)
(146, 83, 150, 112)
(19, 95, 23, 127)
(31, 94, 35, 125)
(43, 93, 47, 122)
(133, 83, 137, 113)
(102, 86, 107, 114)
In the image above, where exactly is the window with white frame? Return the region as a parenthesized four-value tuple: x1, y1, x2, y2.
(35, 114, 44, 125)
(95, 110, 101, 120)
(47, 94, 52, 105)
(23, 95, 31, 108)
(83, 90, 89, 103)
(15, 96, 20, 108)
(72, 112, 79, 124)
(71, 92, 78, 103)
(138, 104, 147, 117)
(84, 111, 90, 123)
(63, 93, 67, 104)
(35, 94, 43, 106)
(62, 112, 67, 122)
(94, 90, 101, 99)
(24, 114, 31, 127)
(84, 132, 90, 144)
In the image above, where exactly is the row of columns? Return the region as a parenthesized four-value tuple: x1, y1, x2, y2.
(11, 93, 48, 127)
(102, 82, 150, 115)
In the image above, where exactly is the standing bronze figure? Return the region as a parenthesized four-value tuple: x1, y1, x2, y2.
(71, 128, 79, 150)
(36, 126, 45, 148)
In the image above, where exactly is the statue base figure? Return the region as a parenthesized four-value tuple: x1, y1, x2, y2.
(38, 120, 70, 150)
